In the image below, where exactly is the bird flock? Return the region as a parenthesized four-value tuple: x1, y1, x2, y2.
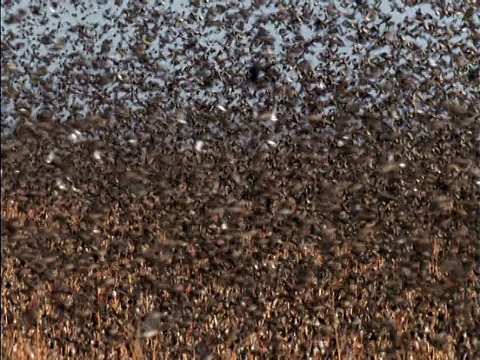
(1, 0, 479, 359)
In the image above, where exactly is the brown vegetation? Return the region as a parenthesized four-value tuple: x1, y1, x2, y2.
(2, 112, 479, 359)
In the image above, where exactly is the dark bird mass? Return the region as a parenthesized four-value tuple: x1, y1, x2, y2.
(1, 0, 479, 359)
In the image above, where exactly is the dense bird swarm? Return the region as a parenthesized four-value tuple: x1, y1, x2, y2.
(1, 0, 479, 359)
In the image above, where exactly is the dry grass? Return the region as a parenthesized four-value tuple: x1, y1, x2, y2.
(2, 221, 470, 360)
(2, 117, 479, 360)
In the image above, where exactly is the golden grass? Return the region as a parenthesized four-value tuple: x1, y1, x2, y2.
(2, 117, 479, 359)
(2, 200, 476, 359)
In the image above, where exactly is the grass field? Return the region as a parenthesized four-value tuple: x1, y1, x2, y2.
(2, 119, 479, 359)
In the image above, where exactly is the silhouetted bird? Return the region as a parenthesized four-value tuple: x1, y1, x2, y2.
(249, 64, 260, 82)
(467, 64, 479, 81)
